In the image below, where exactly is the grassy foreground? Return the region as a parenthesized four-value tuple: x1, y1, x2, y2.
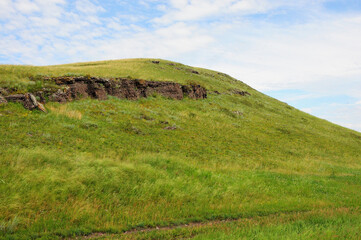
(0, 59, 360, 239)
(101, 208, 361, 239)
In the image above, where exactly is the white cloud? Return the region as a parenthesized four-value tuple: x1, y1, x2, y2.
(193, 14, 361, 92)
(229, 0, 274, 13)
(83, 22, 214, 61)
(75, 0, 104, 14)
(153, 0, 328, 24)
(153, 0, 280, 24)
(323, 104, 361, 133)
(0, 0, 108, 64)
(14, 0, 40, 14)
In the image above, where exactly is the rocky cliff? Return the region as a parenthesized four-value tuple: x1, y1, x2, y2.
(0, 76, 208, 112)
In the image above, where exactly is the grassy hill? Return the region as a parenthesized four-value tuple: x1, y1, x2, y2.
(0, 59, 360, 239)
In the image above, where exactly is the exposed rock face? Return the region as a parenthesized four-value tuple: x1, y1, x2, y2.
(104, 79, 184, 100)
(48, 89, 70, 103)
(45, 76, 207, 102)
(182, 84, 207, 99)
(5, 94, 36, 109)
(4, 93, 46, 112)
(3, 76, 207, 111)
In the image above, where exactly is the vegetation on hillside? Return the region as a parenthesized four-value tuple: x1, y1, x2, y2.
(1, 59, 360, 239)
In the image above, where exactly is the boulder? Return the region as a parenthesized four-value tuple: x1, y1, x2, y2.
(5, 93, 46, 112)
(27, 93, 47, 112)
(37, 103, 46, 112)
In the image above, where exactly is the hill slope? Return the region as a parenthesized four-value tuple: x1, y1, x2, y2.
(0, 59, 360, 239)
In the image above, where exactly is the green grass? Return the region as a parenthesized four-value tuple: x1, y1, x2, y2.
(0, 59, 360, 239)
(0, 59, 246, 95)
(116, 208, 361, 240)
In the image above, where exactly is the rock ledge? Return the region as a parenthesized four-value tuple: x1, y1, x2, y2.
(1, 76, 207, 111)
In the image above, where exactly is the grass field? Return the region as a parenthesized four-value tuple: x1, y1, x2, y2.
(1, 59, 360, 239)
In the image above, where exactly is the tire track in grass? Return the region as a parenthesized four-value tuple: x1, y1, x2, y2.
(71, 207, 358, 239)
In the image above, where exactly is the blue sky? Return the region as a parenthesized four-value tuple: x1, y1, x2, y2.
(1, 0, 361, 132)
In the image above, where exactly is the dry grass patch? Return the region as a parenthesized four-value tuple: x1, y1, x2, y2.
(48, 104, 83, 120)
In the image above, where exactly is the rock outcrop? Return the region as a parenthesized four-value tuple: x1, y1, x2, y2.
(232, 90, 251, 96)
(182, 84, 207, 99)
(45, 76, 207, 101)
(4, 93, 46, 112)
(2, 76, 208, 111)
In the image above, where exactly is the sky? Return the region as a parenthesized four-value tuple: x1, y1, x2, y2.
(1, 0, 361, 132)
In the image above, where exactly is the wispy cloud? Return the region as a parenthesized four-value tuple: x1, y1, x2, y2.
(152, 0, 326, 24)
(75, 0, 104, 14)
